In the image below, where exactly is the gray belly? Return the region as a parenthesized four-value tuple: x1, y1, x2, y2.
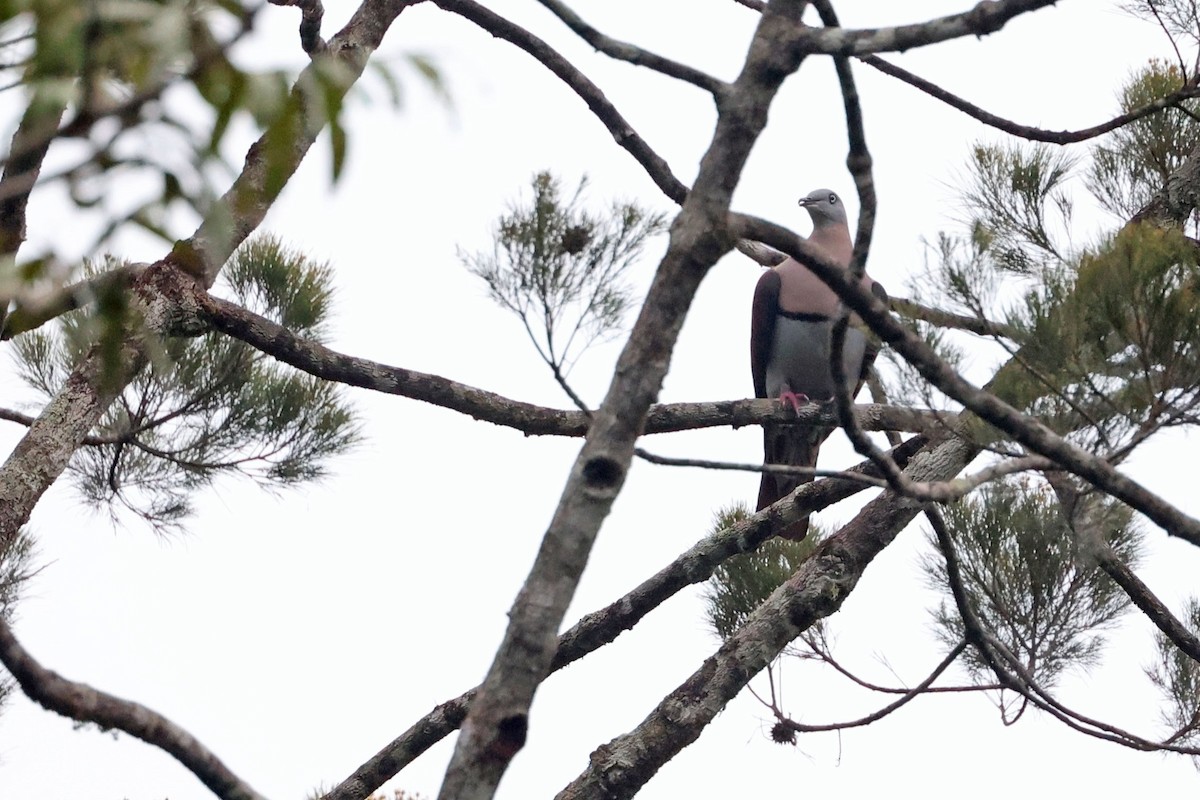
(765, 316, 868, 401)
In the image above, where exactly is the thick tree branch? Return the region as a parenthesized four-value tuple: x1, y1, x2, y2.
(1, 263, 146, 340)
(0, 92, 66, 335)
(200, 292, 937, 437)
(324, 436, 927, 800)
(436, 4, 818, 795)
(533, 0, 726, 95)
(0, 339, 143, 553)
(173, 0, 418, 286)
(0, 617, 266, 800)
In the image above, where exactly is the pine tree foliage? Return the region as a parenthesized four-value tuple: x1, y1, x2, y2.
(10, 235, 359, 528)
(461, 171, 667, 384)
(702, 502, 823, 642)
(1088, 59, 1200, 221)
(1146, 597, 1200, 759)
(923, 478, 1142, 687)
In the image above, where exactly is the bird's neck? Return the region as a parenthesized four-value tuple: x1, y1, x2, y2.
(808, 223, 852, 267)
(773, 225, 857, 317)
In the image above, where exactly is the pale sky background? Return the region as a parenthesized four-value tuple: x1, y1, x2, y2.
(2, 1, 1199, 798)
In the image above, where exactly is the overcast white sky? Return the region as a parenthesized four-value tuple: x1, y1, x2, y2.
(2, 1, 1199, 798)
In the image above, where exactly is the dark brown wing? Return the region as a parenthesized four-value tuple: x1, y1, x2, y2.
(750, 269, 780, 399)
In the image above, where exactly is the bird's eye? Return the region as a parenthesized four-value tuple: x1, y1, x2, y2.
(828, 193, 837, 204)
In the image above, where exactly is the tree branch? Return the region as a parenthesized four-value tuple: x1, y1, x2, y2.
(860, 53, 1200, 144)
(790, 1, 1061, 56)
(432, 0, 689, 204)
(267, 0, 328, 54)
(1, 262, 146, 340)
(730, 211, 1200, 548)
(172, 0, 419, 286)
(533, 0, 726, 95)
(1047, 473, 1200, 664)
(779, 640, 969, 734)
(324, 436, 927, 800)
(200, 292, 938, 437)
(890, 296, 1021, 339)
(0, 616, 266, 800)
(435, 4, 818, 794)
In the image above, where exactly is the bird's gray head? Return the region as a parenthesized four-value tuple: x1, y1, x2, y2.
(798, 188, 848, 228)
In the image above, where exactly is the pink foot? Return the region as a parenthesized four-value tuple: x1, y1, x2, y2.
(778, 390, 810, 414)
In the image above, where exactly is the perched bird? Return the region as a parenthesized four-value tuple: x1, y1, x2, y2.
(750, 188, 887, 540)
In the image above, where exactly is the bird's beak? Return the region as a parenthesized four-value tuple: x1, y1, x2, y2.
(797, 197, 814, 207)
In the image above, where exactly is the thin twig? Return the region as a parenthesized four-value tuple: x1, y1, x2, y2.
(860, 53, 1200, 144)
(534, 0, 726, 95)
(778, 640, 970, 733)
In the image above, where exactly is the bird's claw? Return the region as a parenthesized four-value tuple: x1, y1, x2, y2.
(778, 391, 810, 414)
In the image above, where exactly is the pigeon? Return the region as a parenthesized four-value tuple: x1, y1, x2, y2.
(750, 188, 886, 540)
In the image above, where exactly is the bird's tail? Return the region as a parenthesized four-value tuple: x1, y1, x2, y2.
(757, 424, 824, 541)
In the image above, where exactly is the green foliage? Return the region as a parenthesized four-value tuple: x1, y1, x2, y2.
(1145, 597, 1200, 758)
(10, 236, 359, 529)
(461, 171, 667, 377)
(1088, 59, 1200, 220)
(964, 141, 1077, 274)
(0, 1, 436, 261)
(702, 502, 822, 641)
(923, 478, 1142, 687)
(996, 223, 1200, 445)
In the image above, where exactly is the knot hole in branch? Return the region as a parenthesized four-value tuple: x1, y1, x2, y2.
(582, 455, 623, 491)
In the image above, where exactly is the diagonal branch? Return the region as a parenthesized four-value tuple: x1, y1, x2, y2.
(0, 616, 266, 800)
(432, 0, 689, 204)
(890, 295, 1022, 339)
(533, 0, 726, 95)
(0, 90, 68, 335)
(779, 639, 970, 734)
(323, 436, 927, 800)
(860, 54, 1200, 144)
(435, 4, 816, 795)
(1047, 473, 1200, 664)
(1, 263, 146, 340)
